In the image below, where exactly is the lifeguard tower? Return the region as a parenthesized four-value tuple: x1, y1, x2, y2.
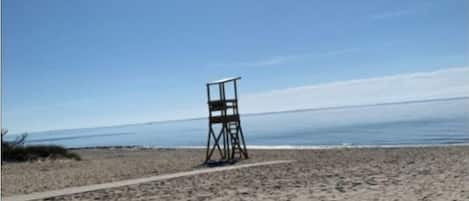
(205, 77, 248, 163)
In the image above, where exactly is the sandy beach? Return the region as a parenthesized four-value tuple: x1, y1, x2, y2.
(2, 146, 469, 201)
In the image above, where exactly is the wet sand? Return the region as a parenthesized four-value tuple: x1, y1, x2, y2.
(2, 146, 469, 201)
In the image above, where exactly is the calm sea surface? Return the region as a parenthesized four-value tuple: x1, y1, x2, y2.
(12, 98, 469, 148)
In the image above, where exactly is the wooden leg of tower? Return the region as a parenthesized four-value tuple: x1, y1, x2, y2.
(207, 128, 224, 161)
(216, 129, 224, 159)
(226, 126, 230, 160)
(231, 133, 238, 160)
(239, 127, 249, 159)
(222, 125, 227, 160)
(225, 127, 230, 160)
(230, 130, 235, 160)
(236, 127, 241, 159)
(205, 127, 212, 162)
(227, 125, 233, 160)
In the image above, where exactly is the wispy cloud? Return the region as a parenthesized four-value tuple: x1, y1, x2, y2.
(241, 67, 469, 114)
(320, 48, 361, 56)
(371, 9, 414, 20)
(221, 47, 361, 67)
(239, 55, 296, 67)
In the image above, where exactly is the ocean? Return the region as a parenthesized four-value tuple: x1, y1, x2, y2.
(10, 97, 469, 148)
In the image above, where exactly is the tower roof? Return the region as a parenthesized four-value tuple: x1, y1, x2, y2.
(207, 76, 241, 85)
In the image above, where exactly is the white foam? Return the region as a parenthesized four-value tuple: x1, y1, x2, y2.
(173, 143, 469, 150)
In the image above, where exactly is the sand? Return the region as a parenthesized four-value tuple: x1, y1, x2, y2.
(2, 146, 469, 201)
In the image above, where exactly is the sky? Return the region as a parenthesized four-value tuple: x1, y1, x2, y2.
(2, 0, 468, 134)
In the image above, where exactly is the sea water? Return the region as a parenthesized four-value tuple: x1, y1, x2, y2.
(12, 98, 469, 148)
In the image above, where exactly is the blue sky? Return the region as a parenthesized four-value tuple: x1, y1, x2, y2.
(2, 0, 468, 133)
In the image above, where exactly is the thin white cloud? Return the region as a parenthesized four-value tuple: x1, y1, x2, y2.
(320, 48, 361, 57)
(242, 55, 295, 67)
(371, 9, 414, 20)
(240, 67, 469, 114)
(224, 48, 361, 67)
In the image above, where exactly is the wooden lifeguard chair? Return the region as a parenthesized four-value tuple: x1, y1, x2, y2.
(205, 77, 248, 163)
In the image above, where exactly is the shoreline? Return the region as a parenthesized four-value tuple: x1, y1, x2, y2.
(65, 142, 469, 150)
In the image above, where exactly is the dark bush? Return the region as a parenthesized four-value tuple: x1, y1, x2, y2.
(2, 145, 82, 162)
(2, 129, 81, 162)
